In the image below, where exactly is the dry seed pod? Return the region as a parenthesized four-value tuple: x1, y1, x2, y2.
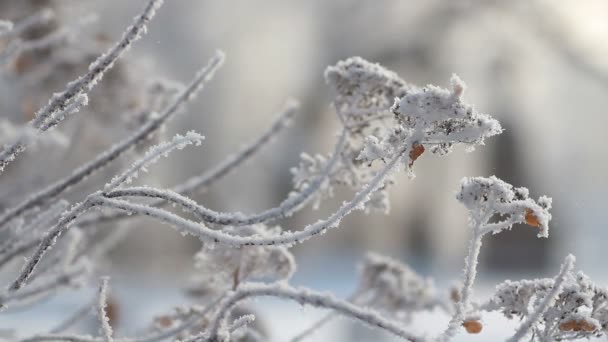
(408, 143, 425, 167)
(559, 319, 596, 332)
(462, 320, 482, 334)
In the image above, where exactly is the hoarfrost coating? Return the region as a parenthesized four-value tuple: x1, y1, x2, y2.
(0, 1, 604, 342)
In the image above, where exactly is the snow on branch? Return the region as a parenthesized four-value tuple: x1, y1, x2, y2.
(0, 0, 165, 174)
(507, 255, 575, 342)
(104, 131, 204, 192)
(77, 98, 299, 228)
(440, 176, 553, 340)
(97, 277, 113, 342)
(96, 143, 406, 248)
(0, 14, 96, 67)
(0, 51, 224, 229)
(481, 257, 608, 340)
(0, 9, 54, 39)
(202, 282, 427, 342)
(104, 130, 348, 227)
(5, 6, 601, 339)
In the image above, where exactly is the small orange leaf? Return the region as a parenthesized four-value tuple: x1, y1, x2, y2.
(559, 319, 596, 332)
(408, 143, 425, 167)
(462, 320, 482, 334)
(525, 209, 541, 228)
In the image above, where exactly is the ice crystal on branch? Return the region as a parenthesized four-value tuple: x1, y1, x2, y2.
(457, 176, 553, 237)
(292, 57, 502, 216)
(3, 2, 601, 341)
(392, 74, 502, 155)
(325, 56, 410, 120)
(480, 256, 608, 341)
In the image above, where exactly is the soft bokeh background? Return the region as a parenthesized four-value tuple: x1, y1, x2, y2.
(2, 0, 608, 340)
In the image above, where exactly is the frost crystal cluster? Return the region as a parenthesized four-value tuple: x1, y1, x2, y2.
(0, 1, 603, 342)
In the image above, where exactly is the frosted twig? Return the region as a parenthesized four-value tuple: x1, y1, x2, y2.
(439, 221, 484, 341)
(203, 282, 426, 342)
(78, 99, 300, 227)
(132, 296, 226, 342)
(289, 311, 336, 342)
(0, 9, 54, 39)
(104, 131, 348, 227)
(6, 129, 204, 291)
(0, 200, 68, 268)
(38, 95, 89, 133)
(439, 176, 553, 341)
(84, 115, 342, 230)
(173, 99, 299, 196)
(96, 143, 407, 247)
(0, 20, 87, 67)
(290, 292, 361, 342)
(97, 277, 113, 342)
(104, 131, 204, 192)
(0, 0, 164, 174)
(0, 10, 75, 71)
(507, 255, 575, 342)
(227, 314, 255, 334)
(7, 199, 96, 292)
(0, 260, 89, 307)
(0, 51, 224, 229)
(23, 229, 84, 286)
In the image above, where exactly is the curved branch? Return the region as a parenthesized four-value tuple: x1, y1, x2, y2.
(104, 130, 348, 227)
(203, 282, 426, 342)
(0, 52, 224, 229)
(0, 0, 165, 173)
(95, 144, 405, 247)
(78, 99, 300, 227)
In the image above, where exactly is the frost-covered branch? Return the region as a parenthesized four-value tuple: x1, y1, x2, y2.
(103, 131, 204, 192)
(96, 143, 407, 247)
(0, 0, 165, 173)
(78, 99, 299, 227)
(507, 255, 575, 342)
(440, 176, 553, 341)
(0, 15, 96, 67)
(0, 258, 90, 308)
(0, 9, 54, 39)
(6, 127, 210, 294)
(97, 277, 113, 342)
(0, 52, 224, 229)
(202, 282, 427, 342)
(104, 129, 346, 227)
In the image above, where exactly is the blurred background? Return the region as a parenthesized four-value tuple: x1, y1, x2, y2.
(1, 0, 608, 340)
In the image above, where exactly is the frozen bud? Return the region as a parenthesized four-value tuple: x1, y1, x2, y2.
(408, 142, 425, 167)
(559, 318, 598, 333)
(456, 176, 552, 237)
(357, 136, 385, 165)
(325, 57, 410, 118)
(392, 75, 501, 154)
(462, 320, 482, 334)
